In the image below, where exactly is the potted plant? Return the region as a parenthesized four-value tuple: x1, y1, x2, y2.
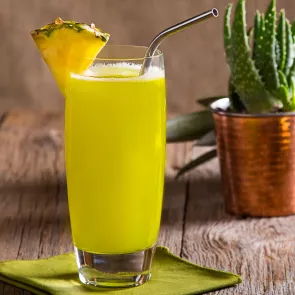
(167, 0, 295, 217)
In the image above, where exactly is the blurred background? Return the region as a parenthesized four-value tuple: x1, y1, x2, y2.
(0, 0, 294, 114)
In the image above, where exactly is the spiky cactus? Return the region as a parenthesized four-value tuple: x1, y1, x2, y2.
(167, 0, 295, 177)
(226, 0, 295, 113)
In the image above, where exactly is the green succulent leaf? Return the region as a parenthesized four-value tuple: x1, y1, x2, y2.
(277, 84, 290, 110)
(278, 70, 288, 87)
(229, 78, 246, 112)
(247, 27, 254, 48)
(275, 71, 291, 110)
(260, 0, 279, 91)
(196, 96, 226, 107)
(254, 13, 265, 76)
(260, 14, 265, 31)
(292, 21, 295, 41)
(176, 149, 217, 179)
(195, 130, 216, 146)
(275, 41, 280, 66)
(166, 111, 214, 143)
(288, 61, 295, 85)
(277, 10, 286, 70)
(224, 4, 233, 65)
(231, 0, 279, 113)
(284, 20, 294, 76)
(253, 11, 261, 61)
(291, 77, 295, 109)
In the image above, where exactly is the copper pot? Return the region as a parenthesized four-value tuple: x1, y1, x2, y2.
(211, 98, 295, 217)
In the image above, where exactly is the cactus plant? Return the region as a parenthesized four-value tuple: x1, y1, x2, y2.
(167, 0, 295, 178)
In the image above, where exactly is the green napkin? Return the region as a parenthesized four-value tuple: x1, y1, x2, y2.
(0, 247, 241, 295)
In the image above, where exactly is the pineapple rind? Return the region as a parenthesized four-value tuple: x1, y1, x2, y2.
(31, 18, 109, 41)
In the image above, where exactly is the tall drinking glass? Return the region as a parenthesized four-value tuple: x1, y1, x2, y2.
(65, 45, 166, 288)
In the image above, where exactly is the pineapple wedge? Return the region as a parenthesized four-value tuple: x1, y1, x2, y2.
(31, 17, 109, 97)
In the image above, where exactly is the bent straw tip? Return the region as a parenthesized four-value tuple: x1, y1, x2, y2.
(212, 8, 219, 17)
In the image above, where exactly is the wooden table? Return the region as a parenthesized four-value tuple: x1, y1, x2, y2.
(1, 110, 295, 295)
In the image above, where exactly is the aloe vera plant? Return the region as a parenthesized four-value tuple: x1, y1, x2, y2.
(167, 0, 295, 178)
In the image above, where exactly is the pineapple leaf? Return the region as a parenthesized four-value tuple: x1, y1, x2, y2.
(196, 96, 226, 107)
(277, 10, 286, 70)
(231, 0, 279, 113)
(253, 11, 261, 61)
(166, 111, 214, 143)
(176, 149, 217, 179)
(224, 4, 233, 64)
(194, 130, 216, 146)
(260, 0, 279, 92)
(284, 20, 293, 76)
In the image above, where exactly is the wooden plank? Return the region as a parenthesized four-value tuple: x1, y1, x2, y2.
(0, 111, 75, 295)
(0, 112, 68, 261)
(160, 111, 191, 254)
(158, 177, 187, 256)
(1, 283, 42, 294)
(1, 110, 63, 130)
(182, 146, 295, 294)
(1, 285, 24, 295)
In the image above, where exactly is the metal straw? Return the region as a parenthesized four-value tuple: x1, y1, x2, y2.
(139, 8, 219, 75)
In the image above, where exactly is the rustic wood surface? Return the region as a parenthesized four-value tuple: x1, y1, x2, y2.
(1, 111, 295, 295)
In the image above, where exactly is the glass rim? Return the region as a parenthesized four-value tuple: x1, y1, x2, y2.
(91, 45, 163, 61)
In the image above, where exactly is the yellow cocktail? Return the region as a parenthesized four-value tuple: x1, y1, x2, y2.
(31, 19, 166, 288)
(65, 60, 166, 254)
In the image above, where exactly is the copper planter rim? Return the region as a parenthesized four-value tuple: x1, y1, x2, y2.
(211, 97, 295, 118)
(211, 97, 295, 217)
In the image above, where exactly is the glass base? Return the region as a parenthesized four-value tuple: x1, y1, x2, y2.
(75, 245, 156, 288)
